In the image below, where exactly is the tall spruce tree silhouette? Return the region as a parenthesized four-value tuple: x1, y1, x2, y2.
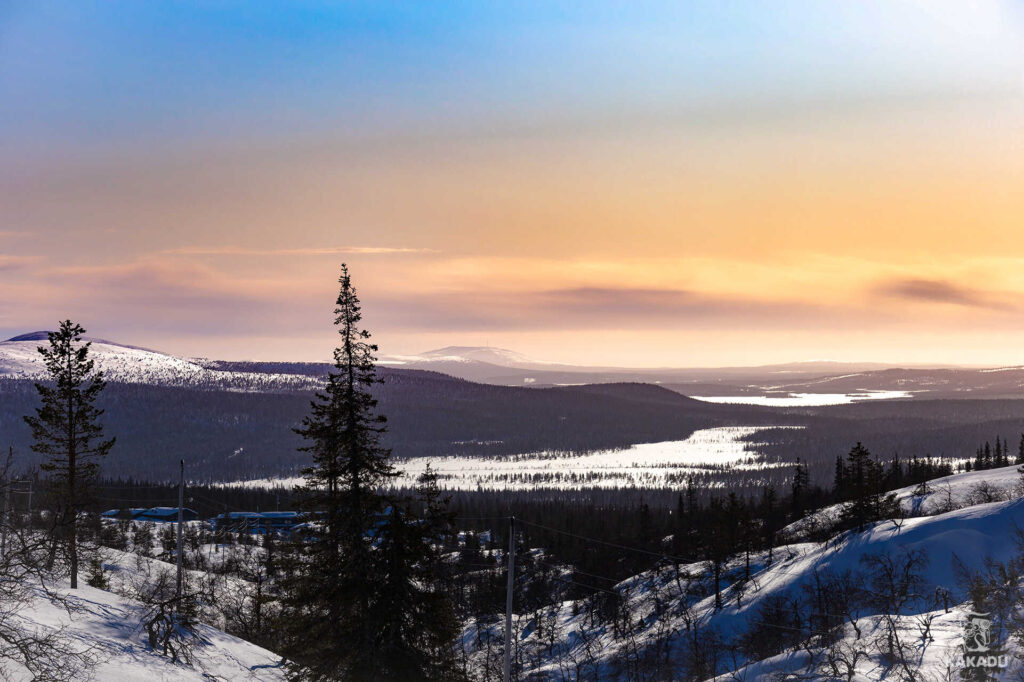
(279, 265, 464, 681)
(24, 321, 114, 589)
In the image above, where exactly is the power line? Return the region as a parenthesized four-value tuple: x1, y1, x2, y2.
(516, 518, 684, 563)
(518, 564, 619, 596)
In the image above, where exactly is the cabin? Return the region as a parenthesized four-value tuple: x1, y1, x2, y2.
(100, 507, 199, 523)
(212, 510, 303, 534)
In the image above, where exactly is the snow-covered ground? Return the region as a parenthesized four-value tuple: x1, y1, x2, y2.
(0, 336, 318, 392)
(784, 463, 1022, 541)
(462, 469, 1024, 680)
(6, 556, 284, 681)
(223, 426, 801, 491)
(691, 389, 914, 407)
(393, 426, 801, 490)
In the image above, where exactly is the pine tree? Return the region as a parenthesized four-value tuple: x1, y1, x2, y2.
(673, 492, 686, 555)
(24, 321, 114, 589)
(833, 455, 847, 500)
(840, 442, 897, 531)
(1018, 434, 1024, 466)
(279, 264, 398, 680)
(760, 486, 779, 564)
(791, 459, 809, 519)
(704, 497, 729, 610)
(279, 265, 460, 681)
(411, 465, 465, 680)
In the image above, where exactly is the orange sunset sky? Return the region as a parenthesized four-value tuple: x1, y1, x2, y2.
(2, 1, 1024, 366)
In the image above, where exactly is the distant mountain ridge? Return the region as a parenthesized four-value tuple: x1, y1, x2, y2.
(3, 335, 1017, 398)
(379, 345, 1007, 397)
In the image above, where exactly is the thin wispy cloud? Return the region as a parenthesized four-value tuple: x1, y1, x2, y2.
(160, 246, 439, 256)
(873, 278, 1016, 312)
(0, 255, 40, 271)
(370, 287, 862, 333)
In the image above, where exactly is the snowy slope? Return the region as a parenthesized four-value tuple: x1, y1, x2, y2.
(9, 580, 284, 681)
(468, 469, 1024, 680)
(0, 334, 319, 392)
(783, 463, 1023, 541)
(3, 528, 285, 681)
(711, 500, 1024, 679)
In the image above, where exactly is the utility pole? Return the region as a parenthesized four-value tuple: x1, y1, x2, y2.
(504, 516, 515, 682)
(1, 447, 11, 559)
(176, 459, 184, 601)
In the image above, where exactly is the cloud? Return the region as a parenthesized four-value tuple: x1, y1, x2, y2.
(872, 277, 1015, 311)
(367, 286, 860, 332)
(31, 260, 327, 337)
(0, 255, 39, 272)
(160, 246, 438, 256)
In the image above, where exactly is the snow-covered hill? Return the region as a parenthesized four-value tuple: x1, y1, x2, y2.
(12, 585, 284, 681)
(0, 333, 319, 392)
(783, 463, 1023, 541)
(8, 563, 284, 681)
(466, 467, 1024, 680)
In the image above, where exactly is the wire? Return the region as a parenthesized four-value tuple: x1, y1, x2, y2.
(95, 496, 180, 505)
(518, 565, 619, 596)
(529, 556, 622, 585)
(517, 518, 684, 563)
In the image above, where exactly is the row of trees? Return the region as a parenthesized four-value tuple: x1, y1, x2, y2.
(964, 436, 1024, 471)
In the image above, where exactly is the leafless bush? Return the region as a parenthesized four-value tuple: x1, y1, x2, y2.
(0, 511, 100, 679)
(127, 567, 212, 665)
(966, 480, 1004, 506)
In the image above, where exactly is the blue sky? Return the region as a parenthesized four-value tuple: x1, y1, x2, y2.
(2, 2, 1024, 365)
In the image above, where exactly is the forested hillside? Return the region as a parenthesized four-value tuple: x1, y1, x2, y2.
(0, 371, 787, 482)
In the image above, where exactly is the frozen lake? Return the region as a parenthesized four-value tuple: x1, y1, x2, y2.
(690, 390, 913, 407)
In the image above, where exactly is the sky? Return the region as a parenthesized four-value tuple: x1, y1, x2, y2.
(2, 1, 1024, 367)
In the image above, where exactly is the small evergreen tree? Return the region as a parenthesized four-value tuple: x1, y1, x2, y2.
(840, 443, 898, 531)
(24, 321, 114, 588)
(833, 455, 847, 500)
(790, 459, 809, 519)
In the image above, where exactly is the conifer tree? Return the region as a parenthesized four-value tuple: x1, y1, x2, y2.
(24, 321, 114, 589)
(833, 455, 847, 500)
(279, 265, 460, 681)
(279, 264, 397, 680)
(840, 442, 897, 531)
(790, 459, 809, 519)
